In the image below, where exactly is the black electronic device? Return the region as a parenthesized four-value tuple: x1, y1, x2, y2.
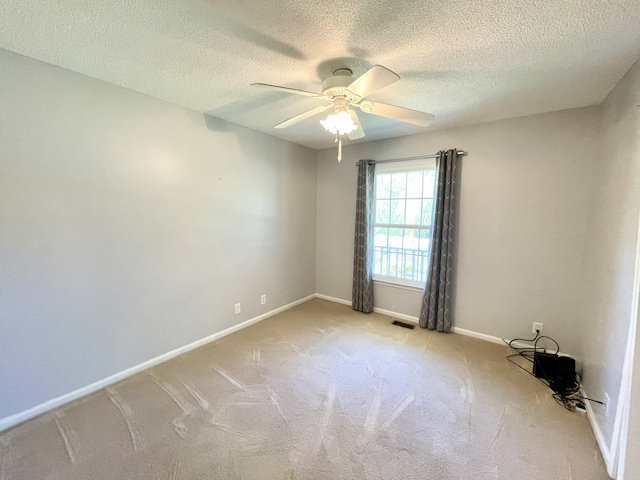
(533, 352, 576, 394)
(533, 352, 558, 379)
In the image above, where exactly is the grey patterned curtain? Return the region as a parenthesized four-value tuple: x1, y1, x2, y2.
(419, 149, 458, 331)
(352, 160, 375, 313)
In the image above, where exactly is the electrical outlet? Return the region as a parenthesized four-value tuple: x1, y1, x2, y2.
(260, 294, 266, 305)
(532, 322, 544, 334)
(605, 393, 610, 416)
(234, 303, 241, 315)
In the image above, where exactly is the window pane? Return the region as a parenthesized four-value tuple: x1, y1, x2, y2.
(380, 249, 389, 276)
(374, 249, 383, 276)
(421, 199, 433, 225)
(374, 227, 388, 246)
(373, 166, 436, 284)
(388, 228, 403, 248)
(403, 229, 420, 250)
(390, 247, 402, 278)
(376, 200, 390, 224)
(418, 254, 429, 281)
(376, 174, 391, 199)
(406, 199, 421, 225)
(418, 228, 431, 251)
(423, 171, 436, 198)
(391, 173, 407, 198)
(390, 199, 405, 224)
(407, 172, 423, 198)
(404, 230, 420, 281)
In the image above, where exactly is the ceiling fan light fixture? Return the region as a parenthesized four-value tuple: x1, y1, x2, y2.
(253, 64, 434, 163)
(320, 111, 357, 136)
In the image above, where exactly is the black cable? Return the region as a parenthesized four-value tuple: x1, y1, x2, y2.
(502, 330, 603, 412)
(502, 331, 540, 349)
(506, 353, 537, 375)
(535, 335, 560, 356)
(563, 393, 604, 405)
(502, 331, 555, 360)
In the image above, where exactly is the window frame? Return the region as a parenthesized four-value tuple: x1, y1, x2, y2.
(372, 158, 437, 289)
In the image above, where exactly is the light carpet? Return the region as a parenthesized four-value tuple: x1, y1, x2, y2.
(0, 299, 608, 479)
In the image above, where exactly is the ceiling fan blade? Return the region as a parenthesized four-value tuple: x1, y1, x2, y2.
(348, 110, 365, 140)
(345, 65, 400, 99)
(357, 101, 435, 127)
(274, 105, 331, 129)
(251, 83, 321, 98)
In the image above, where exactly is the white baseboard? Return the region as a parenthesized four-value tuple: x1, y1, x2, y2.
(313, 294, 572, 354)
(315, 294, 417, 324)
(582, 385, 613, 474)
(449, 327, 557, 353)
(0, 294, 316, 433)
(313, 294, 422, 326)
(371, 310, 514, 348)
(373, 306, 419, 324)
(450, 326, 503, 345)
(314, 293, 352, 306)
(314, 294, 532, 345)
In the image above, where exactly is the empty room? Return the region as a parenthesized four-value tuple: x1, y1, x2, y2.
(1, 0, 640, 479)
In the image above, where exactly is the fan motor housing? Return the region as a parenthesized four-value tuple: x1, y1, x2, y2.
(321, 68, 354, 98)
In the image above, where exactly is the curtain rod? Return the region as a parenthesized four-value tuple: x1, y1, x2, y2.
(356, 150, 467, 165)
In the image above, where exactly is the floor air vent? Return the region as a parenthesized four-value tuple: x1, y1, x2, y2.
(391, 319, 415, 329)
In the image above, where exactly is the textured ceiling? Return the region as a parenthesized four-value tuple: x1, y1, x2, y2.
(1, 0, 640, 149)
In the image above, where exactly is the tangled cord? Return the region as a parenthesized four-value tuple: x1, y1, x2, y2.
(503, 332, 603, 411)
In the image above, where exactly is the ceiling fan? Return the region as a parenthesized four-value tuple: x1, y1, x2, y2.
(251, 65, 435, 161)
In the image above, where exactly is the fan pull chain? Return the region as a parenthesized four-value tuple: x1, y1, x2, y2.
(338, 137, 342, 162)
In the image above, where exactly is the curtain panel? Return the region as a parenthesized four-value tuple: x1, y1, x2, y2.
(419, 149, 458, 331)
(352, 160, 375, 313)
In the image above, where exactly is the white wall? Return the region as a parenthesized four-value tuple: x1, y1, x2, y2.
(316, 107, 601, 357)
(574, 57, 640, 469)
(0, 49, 317, 421)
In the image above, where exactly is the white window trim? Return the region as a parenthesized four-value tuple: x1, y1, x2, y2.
(372, 275, 425, 292)
(372, 157, 436, 288)
(375, 158, 436, 173)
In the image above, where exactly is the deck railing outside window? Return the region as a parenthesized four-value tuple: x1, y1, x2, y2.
(373, 244, 430, 283)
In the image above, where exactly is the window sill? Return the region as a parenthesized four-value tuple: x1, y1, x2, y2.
(372, 277, 425, 292)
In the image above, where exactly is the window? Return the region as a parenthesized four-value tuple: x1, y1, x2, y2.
(373, 159, 436, 287)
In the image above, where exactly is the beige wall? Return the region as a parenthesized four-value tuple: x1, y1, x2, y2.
(577, 57, 640, 456)
(316, 107, 600, 357)
(0, 49, 317, 420)
(575, 57, 640, 472)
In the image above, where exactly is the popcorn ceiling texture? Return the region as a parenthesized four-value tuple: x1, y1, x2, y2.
(0, 0, 639, 149)
(0, 0, 640, 148)
(0, 300, 609, 479)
